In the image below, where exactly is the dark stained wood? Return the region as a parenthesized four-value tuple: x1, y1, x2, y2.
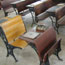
(20, 27, 62, 65)
(34, 27, 62, 65)
(11, 0, 39, 13)
(34, 0, 61, 16)
(55, 5, 65, 20)
(1, 0, 19, 10)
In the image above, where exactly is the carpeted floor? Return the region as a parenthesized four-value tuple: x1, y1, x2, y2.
(0, 9, 65, 65)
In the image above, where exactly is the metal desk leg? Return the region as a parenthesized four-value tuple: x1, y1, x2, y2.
(49, 16, 54, 26)
(2, 8, 8, 16)
(13, 8, 18, 15)
(35, 16, 38, 23)
(49, 16, 59, 34)
(55, 18, 59, 34)
(5, 12, 8, 16)
(4, 11, 8, 16)
(29, 8, 37, 26)
(44, 55, 50, 65)
(49, 16, 56, 29)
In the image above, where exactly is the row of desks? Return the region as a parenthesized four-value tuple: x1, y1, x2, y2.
(11, 0, 46, 14)
(11, 0, 47, 26)
(1, 0, 65, 33)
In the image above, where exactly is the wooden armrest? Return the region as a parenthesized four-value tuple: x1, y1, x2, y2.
(43, 38, 61, 62)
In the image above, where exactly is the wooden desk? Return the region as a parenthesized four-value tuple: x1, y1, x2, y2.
(19, 27, 62, 65)
(46, 5, 64, 33)
(19, 25, 44, 43)
(11, 0, 25, 14)
(19, 31, 43, 52)
(11, 0, 39, 15)
(26, 0, 46, 26)
(19, 33, 42, 43)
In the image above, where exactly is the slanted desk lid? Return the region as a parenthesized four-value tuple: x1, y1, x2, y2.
(23, 32, 40, 39)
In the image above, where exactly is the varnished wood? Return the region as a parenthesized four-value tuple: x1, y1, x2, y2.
(1, 15, 28, 48)
(13, 0, 39, 13)
(11, 38, 27, 48)
(1, 0, 18, 10)
(32, 0, 61, 16)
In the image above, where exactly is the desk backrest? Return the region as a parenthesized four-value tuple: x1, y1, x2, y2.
(34, 0, 59, 16)
(16, 0, 38, 12)
(1, 0, 18, 10)
(34, 27, 56, 60)
(55, 6, 65, 20)
(0, 15, 26, 43)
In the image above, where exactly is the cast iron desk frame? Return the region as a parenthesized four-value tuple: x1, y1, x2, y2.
(27, 5, 37, 26)
(26, 1, 45, 26)
(11, 0, 25, 15)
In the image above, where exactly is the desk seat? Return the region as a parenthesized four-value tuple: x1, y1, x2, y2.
(11, 38, 27, 48)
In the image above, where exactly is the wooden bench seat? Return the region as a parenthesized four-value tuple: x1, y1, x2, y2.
(0, 15, 28, 62)
(15, 0, 39, 13)
(11, 38, 27, 48)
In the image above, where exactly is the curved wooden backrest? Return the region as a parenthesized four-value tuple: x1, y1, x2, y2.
(1, 15, 26, 43)
(34, 1, 47, 16)
(16, 0, 38, 12)
(55, 6, 65, 20)
(1, 0, 18, 10)
(34, 0, 59, 16)
(34, 27, 56, 60)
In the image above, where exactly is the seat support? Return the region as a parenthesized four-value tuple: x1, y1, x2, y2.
(0, 27, 21, 62)
(44, 56, 50, 65)
(54, 39, 63, 61)
(6, 44, 18, 62)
